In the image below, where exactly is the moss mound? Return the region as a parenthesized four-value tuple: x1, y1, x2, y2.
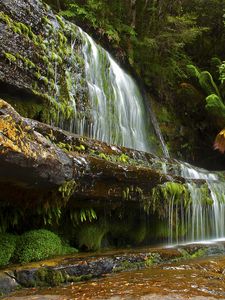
(15, 229, 63, 263)
(0, 233, 17, 266)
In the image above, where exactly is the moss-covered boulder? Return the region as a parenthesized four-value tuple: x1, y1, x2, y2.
(15, 229, 62, 263)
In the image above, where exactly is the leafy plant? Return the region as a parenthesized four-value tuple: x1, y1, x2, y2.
(70, 208, 97, 225)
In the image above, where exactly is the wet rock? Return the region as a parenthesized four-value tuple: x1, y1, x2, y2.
(0, 0, 89, 124)
(0, 272, 20, 294)
(0, 99, 198, 211)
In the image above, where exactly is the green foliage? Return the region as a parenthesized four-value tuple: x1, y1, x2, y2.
(75, 144, 85, 151)
(206, 94, 225, 119)
(199, 71, 221, 97)
(145, 253, 162, 267)
(118, 154, 129, 163)
(0, 234, 17, 266)
(76, 222, 108, 251)
(187, 64, 200, 78)
(150, 182, 190, 216)
(58, 180, 76, 202)
(15, 229, 62, 263)
(34, 268, 65, 287)
(187, 61, 225, 123)
(70, 208, 97, 225)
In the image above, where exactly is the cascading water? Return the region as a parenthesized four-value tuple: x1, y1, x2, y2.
(166, 162, 225, 244)
(60, 26, 159, 153)
(79, 29, 157, 153)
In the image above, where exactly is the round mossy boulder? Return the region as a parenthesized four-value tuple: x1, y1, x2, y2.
(15, 229, 62, 263)
(0, 233, 17, 266)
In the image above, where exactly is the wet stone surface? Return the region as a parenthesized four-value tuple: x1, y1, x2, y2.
(3, 254, 225, 300)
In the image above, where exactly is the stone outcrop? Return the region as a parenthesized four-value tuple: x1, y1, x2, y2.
(0, 99, 191, 211)
(0, 0, 89, 124)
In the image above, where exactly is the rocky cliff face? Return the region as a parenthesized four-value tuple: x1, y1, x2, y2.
(0, 0, 89, 125)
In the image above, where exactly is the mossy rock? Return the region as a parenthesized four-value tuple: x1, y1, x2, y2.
(34, 268, 65, 286)
(15, 229, 62, 263)
(0, 233, 17, 267)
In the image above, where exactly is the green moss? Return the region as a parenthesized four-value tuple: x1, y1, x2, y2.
(15, 229, 62, 263)
(16, 54, 36, 69)
(75, 144, 85, 151)
(0, 233, 17, 266)
(34, 268, 65, 287)
(178, 247, 206, 261)
(98, 153, 109, 160)
(118, 154, 129, 163)
(0, 12, 11, 26)
(113, 260, 144, 272)
(42, 16, 53, 27)
(56, 15, 66, 29)
(3, 52, 16, 63)
(145, 253, 161, 267)
(41, 76, 49, 86)
(34, 71, 41, 80)
(76, 222, 108, 251)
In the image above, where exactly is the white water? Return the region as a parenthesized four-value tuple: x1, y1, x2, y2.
(168, 162, 225, 244)
(76, 29, 157, 152)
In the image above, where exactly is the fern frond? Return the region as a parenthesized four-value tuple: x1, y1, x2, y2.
(205, 94, 225, 119)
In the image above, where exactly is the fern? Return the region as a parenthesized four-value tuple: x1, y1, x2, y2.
(205, 94, 225, 119)
(187, 64, 200, 78)
(70, 208, 97, 225)
(199, 71, 221, 98)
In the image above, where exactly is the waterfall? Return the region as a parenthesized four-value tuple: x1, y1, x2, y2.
(167, 162, 225, 244)
(58, 26, 160, 153)
(79, 29, 158, 153)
